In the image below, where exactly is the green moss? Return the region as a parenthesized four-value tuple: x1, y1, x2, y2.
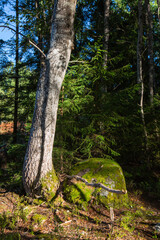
(64, 158, 128, 208)
(32, 214, 47, 225)
(33, 234, 60, 239)
(64, 181, 93, 206)
(20, 206, 32, 221)
(52, 195, 64, 207)
(41, 169, 59, 202)
(0, 233, 21, 240)
(33, 198, 44, 205)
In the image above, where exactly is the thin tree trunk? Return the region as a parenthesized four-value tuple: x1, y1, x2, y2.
(145, 0, 154, 105)
(101, 0, 110, 94)
(137, 0, 143, 84)
(140, 76, 148, 146)
(146, 0, 159, 140)
(23, 0, 77, 196)
(137, 0, 148, 145)
(103, 0, 110, 67)
(13, 0, 19, 143)
(157, 0, 160, 24)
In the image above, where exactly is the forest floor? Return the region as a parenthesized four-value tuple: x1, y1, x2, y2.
(0, 136, 160, 239)
(0, 186, 160, 240)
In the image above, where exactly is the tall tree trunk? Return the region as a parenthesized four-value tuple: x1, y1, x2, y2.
(13, 0, 19, 143)
(157, 0, 160, 24)
(23, 0, 77, 197)
(137, 0, 143, 85)
(137, 0, 148, 146)
(101, 0, 110, 94)
(145, 0, 154, 105)
(146, 0, 159, 140)
(103, 0, 110, 67)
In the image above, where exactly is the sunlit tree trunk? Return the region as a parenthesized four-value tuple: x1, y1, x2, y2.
(23, 0, 77, 196)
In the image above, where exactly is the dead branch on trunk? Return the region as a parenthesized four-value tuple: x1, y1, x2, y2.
(0, 25, 46, 58)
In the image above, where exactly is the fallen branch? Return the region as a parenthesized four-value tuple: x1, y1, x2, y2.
(59, 220, 72, 226)
(67, 175, 127, 194)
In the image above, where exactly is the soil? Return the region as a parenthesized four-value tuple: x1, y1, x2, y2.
(0, 187, 159, 240)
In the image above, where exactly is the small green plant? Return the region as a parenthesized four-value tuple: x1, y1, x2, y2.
(152, 234, 158, 239)
(0, 211, 19, 232)
(107, 228, 127, 240)
(9, 215, 18, 230)
(0, 233, 21, 240)
(32, 214, 47, 225)
(29, 223, 34, 235)
(120, 211, 135, 232)
(19, 206, 32, 222)
(0, 212, 9, 233)
(134, 209, 144, 218)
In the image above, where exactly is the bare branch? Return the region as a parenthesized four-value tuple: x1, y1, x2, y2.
(67, 175, 127, 194)
(0, 25, 46, 58)
(59, 220, 72, 226)
(69, 60, 87, 64)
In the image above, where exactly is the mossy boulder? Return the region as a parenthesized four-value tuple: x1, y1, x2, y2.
(64, 158, 128, 208)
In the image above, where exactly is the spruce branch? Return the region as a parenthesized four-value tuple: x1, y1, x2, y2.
(0, 25, 46, 58)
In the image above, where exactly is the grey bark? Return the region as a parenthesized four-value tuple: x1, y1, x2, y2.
(23, 0, 77, 196)
(137, 0, 143, 84)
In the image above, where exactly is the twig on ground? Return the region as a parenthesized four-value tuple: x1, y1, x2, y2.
(59, 220, 72, 226)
